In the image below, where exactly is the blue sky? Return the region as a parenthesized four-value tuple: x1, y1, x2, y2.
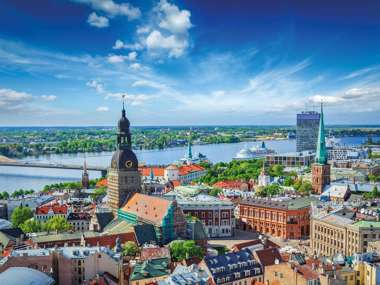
(0, 0, 380, 126)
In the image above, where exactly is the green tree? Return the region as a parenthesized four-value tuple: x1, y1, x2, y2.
(1, 191, 9, 200)
(209, 188, 222, 197)
(20, 218, 43, 233)
(90, 187, 107, 200)
(297, 181, 312, 195)
(11, 206, 34, 227)
(122, 241, 140, 257)
(44, 216, 71, 233)
(169, 240, 204, 261)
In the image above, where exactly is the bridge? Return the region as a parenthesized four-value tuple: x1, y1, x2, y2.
(0, 161, 108, 177)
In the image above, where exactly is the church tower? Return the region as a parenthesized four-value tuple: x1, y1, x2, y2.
(312, 103, 330, 194)
(81, 158, 89, 189)
(107, 101, 141, 213)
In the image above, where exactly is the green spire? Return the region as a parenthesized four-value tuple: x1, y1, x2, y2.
(315, 102, 327, 164)
(187, 139, 193, 159)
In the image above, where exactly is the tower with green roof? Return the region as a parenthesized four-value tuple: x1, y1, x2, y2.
(312, 103, 330, 194)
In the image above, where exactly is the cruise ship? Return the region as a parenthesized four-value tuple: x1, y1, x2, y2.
(234, 141, 275, 160)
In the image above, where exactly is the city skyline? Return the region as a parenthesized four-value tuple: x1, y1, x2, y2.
(1, 0, 380, 126)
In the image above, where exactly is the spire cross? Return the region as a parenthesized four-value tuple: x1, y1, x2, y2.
(122, 94, 126, 111)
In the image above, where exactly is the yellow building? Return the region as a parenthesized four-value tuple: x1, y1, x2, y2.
(311, 213, 380, 257)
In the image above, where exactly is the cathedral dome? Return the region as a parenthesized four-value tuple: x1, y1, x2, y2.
(110, 149, 138, 171)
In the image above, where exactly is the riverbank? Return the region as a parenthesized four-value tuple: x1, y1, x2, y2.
(0, 155, 15, 163)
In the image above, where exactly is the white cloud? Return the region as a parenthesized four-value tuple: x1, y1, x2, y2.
(40, 95, 57, 101)
(145, 30, 188, 58)
(73, 0, 140, 20)
(105, 92, 152, 106)
(96, 106, 109, 112)
(112, 39, 142, 50)
(107, 52, 137, 63)
(86, 80, 104, 93)
(87, 12, 109, 28)
(129, 63, 141, 70)
(137, 26, 150, 34)
(157, 0, 192, 34)
(342, 67, 379, 80)
(132, 80, 166, 89)
(309, 95, 344, 104)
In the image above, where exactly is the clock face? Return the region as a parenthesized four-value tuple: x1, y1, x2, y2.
(125, 160, 133, 168)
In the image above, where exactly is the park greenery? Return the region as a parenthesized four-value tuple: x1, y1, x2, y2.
(90, 187, 107, 200)
(1, 126, 379, 158)
(363, 186, 380, 200)
(0, 191, 10, 200)
(169, 240, 204, 262)
(42, 179, 101, 192)
(11, 206, 34, 227)
(122, 241, 140, 257)
(20, 216, 72, 233)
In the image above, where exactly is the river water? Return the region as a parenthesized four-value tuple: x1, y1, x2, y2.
(0, 136, 371, 193)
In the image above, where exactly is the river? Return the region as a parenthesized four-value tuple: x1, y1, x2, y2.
(0, 136, 372, 193)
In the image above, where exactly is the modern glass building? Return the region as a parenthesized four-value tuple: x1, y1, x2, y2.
(296, 111, 321, 152)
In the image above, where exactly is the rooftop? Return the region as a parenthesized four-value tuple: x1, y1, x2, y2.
(0, 267, 55, 285)
(240, 196, 313, 210)
(351, 220, 380, 229)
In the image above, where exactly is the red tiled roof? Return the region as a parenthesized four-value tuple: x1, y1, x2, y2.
(140, 247, 170, 261)
(120, 193, 172, 225)
(294, 264, 320, 281)
(36, 203, 68, 215)
(96, 178, 107, 188)
(254, 248, 283, 267)
(178, 164, 204, 176)
(171, 180, 181, 187)
(139, 167, 165, 177)
(213, 180, 245, 189)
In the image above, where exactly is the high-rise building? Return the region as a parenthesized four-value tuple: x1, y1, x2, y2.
(107, 102, 141, 213)
(312, 104, 330, 194)
(296, 111, 320, 152)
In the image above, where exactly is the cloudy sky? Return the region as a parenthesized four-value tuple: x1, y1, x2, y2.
(0, 0, 380, 126)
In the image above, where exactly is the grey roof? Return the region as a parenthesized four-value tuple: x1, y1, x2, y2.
(240, 197, 313, 210)
(0, 267, 55, 285)
(95, 211, 114, 231)
(134, 224, 158, 246)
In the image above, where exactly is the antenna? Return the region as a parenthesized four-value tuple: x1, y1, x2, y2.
(122, 94, 126, 110)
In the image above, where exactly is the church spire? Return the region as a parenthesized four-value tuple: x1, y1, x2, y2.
(315, 102, 327, 164)
(117, 95, 131, 150)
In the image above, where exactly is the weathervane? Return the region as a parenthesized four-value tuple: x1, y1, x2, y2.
(122, 94, 126, 110)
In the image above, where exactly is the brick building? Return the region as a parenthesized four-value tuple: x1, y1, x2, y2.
(238, 197, 311, 239)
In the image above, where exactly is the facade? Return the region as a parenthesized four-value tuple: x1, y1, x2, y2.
(165, 189, 235, 238)
(238, 197, 311, 239)
(56, 246, 120, 285)
(312, 104, 330, 194)
(296, 111, 320, 152)
(118, 193, 186, 244)
(164, 164, 206, 185)
(107, 103, 141, 213)
(311, 212, 380, 257)
(265, 151, 315, 167)
(202, 249, 263, 285)
(67, 212, 91, 232)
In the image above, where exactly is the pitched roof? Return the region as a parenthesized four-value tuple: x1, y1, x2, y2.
(213, 180, 245, 189)
(134, 224, 158, 246)
(36, 203, 68, 215)
(95, 211, 114, 231)
(254, 248, 283, 267)
(120, 193, 172, 226)
(0, 267, 55, 285)
(139, 167, 165, 177)
(140, 247, 171, 261)
(130, 258, 170, 281)
(178, 164, 204, 176)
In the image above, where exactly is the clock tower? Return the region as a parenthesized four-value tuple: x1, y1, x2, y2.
(107, 101, 141, 213)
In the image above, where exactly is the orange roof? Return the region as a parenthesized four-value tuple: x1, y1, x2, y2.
(96, 178, 107, 188)
(178, 164, 204, 176)
(171, 180, 181, 187)
(120, 193, 172, 225)
(213, 180, 244, 189)
(139, 167, 165, 177)
(36, 203, 68, 215)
